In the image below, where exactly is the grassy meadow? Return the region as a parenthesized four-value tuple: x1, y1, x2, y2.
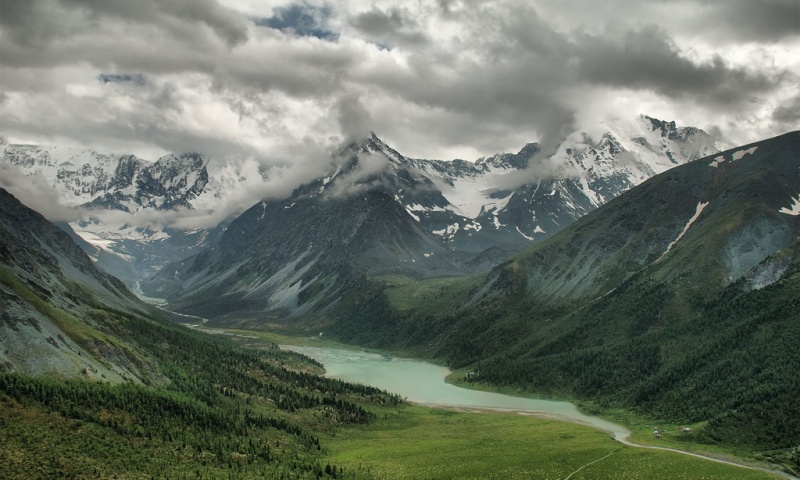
(323, 406, 783, 479)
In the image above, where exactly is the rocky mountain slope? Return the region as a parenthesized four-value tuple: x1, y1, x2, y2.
(141, 180, 475, 321)
(479, 132, 798, 306)
(340, 130, 800, 363)
(0, 187, 161, 381)
(0, 188, 405, 479)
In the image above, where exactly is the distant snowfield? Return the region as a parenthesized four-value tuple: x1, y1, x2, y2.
(428, 169, 515, 219)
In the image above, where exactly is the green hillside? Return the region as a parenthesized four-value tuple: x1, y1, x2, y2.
(0, 303, 403, 479)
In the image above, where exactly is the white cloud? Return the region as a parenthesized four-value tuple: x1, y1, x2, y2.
(324, 151, 391, 199)
(0, 163, 82, 222)
(0, 0, 797, 220)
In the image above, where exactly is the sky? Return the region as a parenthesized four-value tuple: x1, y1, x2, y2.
(0, 0, 799, 225)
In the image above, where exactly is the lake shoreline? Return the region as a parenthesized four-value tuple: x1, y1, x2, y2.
(282, 342, 795, 480)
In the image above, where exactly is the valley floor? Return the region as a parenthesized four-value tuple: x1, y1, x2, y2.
(322, 405, 785, 480)
(221, 328, 794, 480)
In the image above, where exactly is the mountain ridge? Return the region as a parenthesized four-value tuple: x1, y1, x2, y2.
(2, 114, 723, 289)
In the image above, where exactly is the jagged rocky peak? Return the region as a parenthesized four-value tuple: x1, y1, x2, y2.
(476, 143, 539, 171)
(155, 151, 206, 170)
(325, 133, 412, 184)
(360, 131, 390, 151)
(350, 131, 408, 164)
(144, 152, 208, 188)
(644, 114, 702, 141)
(109, 155, 146, 188)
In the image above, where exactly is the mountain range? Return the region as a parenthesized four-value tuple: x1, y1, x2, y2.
(139, 128, 800, 468)
(0, 139, 242, 287)
(139, 115, 724, 316)
(1, 115, 722, 290)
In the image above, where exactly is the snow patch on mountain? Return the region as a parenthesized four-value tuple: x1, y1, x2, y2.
(732, 146, 759, 161)
(516, 226, 534, 241)
(710, 146, 758, 168)
(430, 173, 509, 219)
(433, 223, 460, 240)
(779, 195, 800, 216)
(658, 201, 709, 261)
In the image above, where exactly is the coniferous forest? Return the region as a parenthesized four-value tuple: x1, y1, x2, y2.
(0, 305, 401, 479)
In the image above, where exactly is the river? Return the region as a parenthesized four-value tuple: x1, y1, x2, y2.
(282, 345, 629, 440)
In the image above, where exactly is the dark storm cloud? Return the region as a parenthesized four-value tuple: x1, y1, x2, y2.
(772, 93, 800, 130)
(574, 26, 783, 106)
(0, 0, 248, 46)
(98, 74, 147, 85)
(223, 40, 359, 98)
(0, 78, 259, 162)
(690, 0, 800, 43)
(355, 4, 579, 155)
(0, 0, 247, 69)
(349, 7, 430, 47)
(336, 93, 373, 143)
(0, 0, 797, 172)
(256, 2, 339, 40)
(350, 0, 797, 158)
(74, 0, 250, 46)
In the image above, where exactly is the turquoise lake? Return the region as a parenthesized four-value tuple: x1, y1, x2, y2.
(282, 345, 629, 439)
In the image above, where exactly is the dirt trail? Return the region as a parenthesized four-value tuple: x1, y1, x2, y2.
(614, 435, 797, 480)
(563, 451, 618, 480)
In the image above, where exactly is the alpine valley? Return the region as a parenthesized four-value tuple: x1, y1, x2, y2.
(2, 117, 799, 478)
(141, 128, 800, 472)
